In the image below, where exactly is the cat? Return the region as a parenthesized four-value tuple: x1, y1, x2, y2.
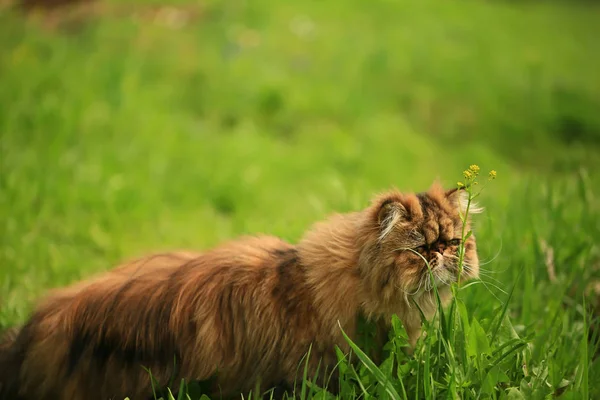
(0, 183, 480, 400)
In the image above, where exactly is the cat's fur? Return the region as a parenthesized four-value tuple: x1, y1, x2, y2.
(0, 183, 480, 400)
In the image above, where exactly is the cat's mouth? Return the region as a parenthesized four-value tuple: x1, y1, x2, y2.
(422, 254, 477, 291)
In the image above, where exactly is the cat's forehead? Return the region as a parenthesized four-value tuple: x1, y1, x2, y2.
(414, 192, 462, 242)
(415, 192, 459, 220)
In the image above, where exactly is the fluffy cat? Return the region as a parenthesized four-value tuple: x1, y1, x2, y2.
(0, 183, 480, 400)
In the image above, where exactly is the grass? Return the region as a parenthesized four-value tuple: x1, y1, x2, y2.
(1, 0, 599, 398)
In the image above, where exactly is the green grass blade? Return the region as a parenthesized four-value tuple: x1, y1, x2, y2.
(176, 379, 187, 400)
(578, 295, 589, 398)
(339, 322, 402, 400)
(490, 267, 522, 343)
(300, 344, 313, 400)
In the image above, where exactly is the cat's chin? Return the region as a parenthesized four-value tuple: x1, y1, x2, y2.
(433, 269, 456, 287)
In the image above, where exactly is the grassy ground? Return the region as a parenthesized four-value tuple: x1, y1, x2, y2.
(1, 0, 599, 398)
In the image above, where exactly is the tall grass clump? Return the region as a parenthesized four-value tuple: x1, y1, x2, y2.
(333, 165, 523, 400)
(329, 168, 599, 400)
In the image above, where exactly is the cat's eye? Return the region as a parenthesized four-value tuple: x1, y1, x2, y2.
(448, 239, 461, 246)
(415, 245, 427, 253)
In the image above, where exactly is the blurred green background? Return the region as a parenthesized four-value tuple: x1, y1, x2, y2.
(1, 1, 599, 392)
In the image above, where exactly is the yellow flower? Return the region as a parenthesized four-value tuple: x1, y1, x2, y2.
(489, 170, 497, 179)
(463, 170, 473, 179)
(469, 164, 480, 174)
(457, 181, 465, 188)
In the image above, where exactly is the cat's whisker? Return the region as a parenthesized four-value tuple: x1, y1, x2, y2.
(478, 275, 506, 289)
(469, 281, 506, 303)
(477, 239, 504, 266)
(461, 263, 506, 287)
(465, 259, 505, 274)
(462, 264, 481, 275)
(462, 259, 505, 276)
(479, 275, 504, 287)
(422, 273, 431, 292)
(460, 277, 508, 299)
(480, 265, 509, 274)
(416, 273, 426, 293)
(474, 269, 504, 281)
(464, 264, 505, 282)
(395, 274, 425, 297)
(481, 279, 508, 294)
(434, 272, 451, 288)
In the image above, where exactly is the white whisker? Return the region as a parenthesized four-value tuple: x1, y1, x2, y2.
(459, 279, 507, 303)
(477, 239, 504, 267)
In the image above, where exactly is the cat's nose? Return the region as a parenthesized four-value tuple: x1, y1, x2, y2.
(436, 242, 446, 253)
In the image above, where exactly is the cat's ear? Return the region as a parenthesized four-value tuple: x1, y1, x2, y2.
(445, 187, 483, 215)
(444, 187, 462, 197)
(376, 199, 408, 239)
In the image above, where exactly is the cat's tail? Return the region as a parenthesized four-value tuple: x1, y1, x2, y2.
(0, 326, 25, 400)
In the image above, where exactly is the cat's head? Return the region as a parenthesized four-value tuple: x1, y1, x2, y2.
(359, 183, 480, 299)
